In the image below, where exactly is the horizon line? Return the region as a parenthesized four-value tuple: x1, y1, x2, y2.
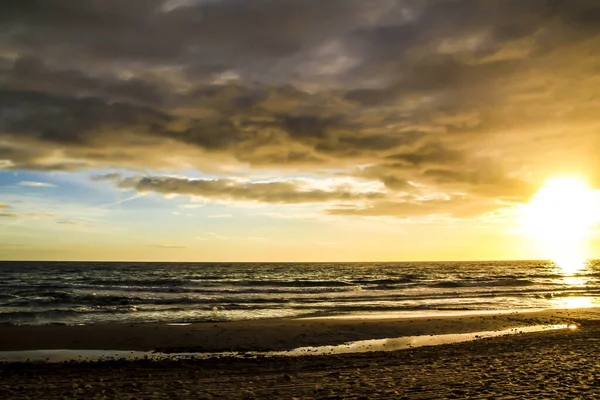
(0, 258, 593, 264)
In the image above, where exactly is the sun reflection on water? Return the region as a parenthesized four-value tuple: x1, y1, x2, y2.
(561, 276, 587, 286)
(551, 256, 588, 286)
(554, 255, 587, 276)
(547, 258, 598, 309)
(551, 296, 596, 309)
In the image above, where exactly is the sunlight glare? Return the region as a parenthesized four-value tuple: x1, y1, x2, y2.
(551, 296, 596, 309)
(554, 255, 587, 276)
(521, 177, 600, 272)
(561, 276, 587, 286)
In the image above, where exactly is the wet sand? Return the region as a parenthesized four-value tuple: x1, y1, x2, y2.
(1, 308, 597, 353)
(1, 308, 600, 399)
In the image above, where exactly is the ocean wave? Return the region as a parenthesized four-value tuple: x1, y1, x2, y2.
(4, 284, 600, 309)
(1, 283, 371, 299)
(350, 276, 418, 285)
(1, 292, 304, 308)
(80, 278, 191, 287)
(0, 307, 137, 321)
(429, 279, 536, 288)
(2, 260, 600, 325)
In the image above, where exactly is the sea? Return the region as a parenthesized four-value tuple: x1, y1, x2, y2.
(1, 260, 599, 325)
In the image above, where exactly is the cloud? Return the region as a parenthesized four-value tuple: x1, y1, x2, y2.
(326, 197, 505, 219)
(56, 219, 87, 225)
(197, 232, 227, 241)
(196, 232, 267, 241)
(18, 181, 57, 187)
(260, 211, 319, 221)
(178, 203, 204, 209)
(0, 212, 61, 219)
(150, 244, 186, 249)
(117, 176, 385, 204)
(2, 1, 600, 219)
(207, 214, 232, 219)
(91, 173, 122, 181)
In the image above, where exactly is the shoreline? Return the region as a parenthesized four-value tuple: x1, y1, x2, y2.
(1, 307, 598, 353)
(0, 324, 572, 364)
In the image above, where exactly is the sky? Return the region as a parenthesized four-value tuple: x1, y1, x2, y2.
(2, 0, 600, 262)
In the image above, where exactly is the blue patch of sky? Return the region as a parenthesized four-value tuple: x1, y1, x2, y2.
(0, 170, 59, 188)
(0, 168, 332, 227)
(0, 170, 116, 209)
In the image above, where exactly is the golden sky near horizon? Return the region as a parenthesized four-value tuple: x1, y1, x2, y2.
(2, 0, 600, 262)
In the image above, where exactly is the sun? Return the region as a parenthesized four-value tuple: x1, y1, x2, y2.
(521, 177, 600, 273)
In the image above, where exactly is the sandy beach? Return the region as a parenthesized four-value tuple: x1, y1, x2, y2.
(1, 308, 600, 398)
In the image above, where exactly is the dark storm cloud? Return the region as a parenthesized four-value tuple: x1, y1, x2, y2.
(0, 0, 370, 73)
(0, 89, 169, 145)
(116, 176, 385, 204)
(386, 144, 465, 168)
(3, 56, 166, 106)
(1, 0, 600, 217)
